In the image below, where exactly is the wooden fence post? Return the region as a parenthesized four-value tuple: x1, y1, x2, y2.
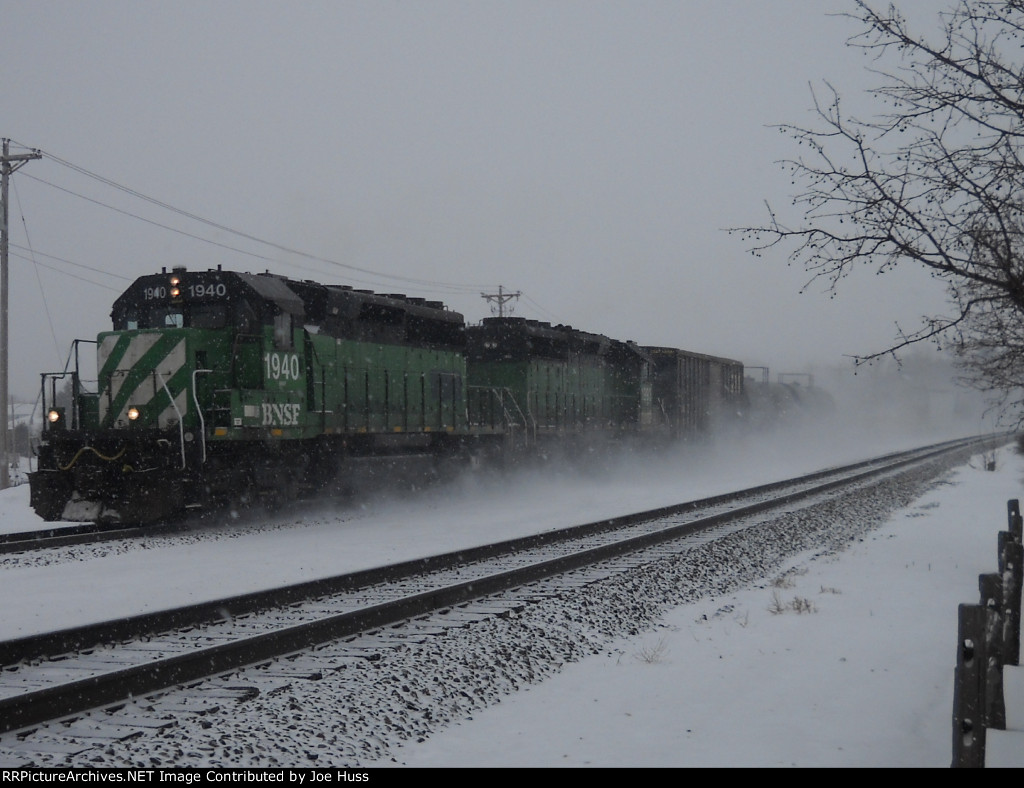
(980, 572, 1006, 730)
(953, 603, 988, 767)
(951, 500, 1024, 767)
(999, 532, 1023, 667)
(1008, 500, 1022, 542)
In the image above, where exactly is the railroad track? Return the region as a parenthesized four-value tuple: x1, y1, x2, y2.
(0, 434, 1004, 763)
(0, 521, 146, 554)
(0, 512, 221, 555)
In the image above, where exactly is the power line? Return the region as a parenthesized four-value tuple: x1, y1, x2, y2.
(4, 143, 577, 402)
(8, 242, 131, 283)
(521, 293, 559, 323)
(10, 177, 62, 368)
(20, 172, 284, 267)
(9, 143, 576, 327)
(26, 144, 499, 295)
(7, 250, 124, 291)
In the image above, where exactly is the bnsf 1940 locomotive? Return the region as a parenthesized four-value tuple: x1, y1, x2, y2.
(29, 267, 753, 524)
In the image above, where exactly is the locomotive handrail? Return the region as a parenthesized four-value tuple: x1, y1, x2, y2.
(39, 339, 99, 433)
(156, 370, 186, 470)
(191, 368, 212, 464)
(468, 385, 534, 444)
(38, 371, 95, 433)
(511, 387, 536, 443)
(38, 371, 71, 433)
(498, 387, 534, 445)
(304, 337, 328, 433)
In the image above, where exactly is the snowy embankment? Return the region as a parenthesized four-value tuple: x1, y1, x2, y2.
(388, 445, 1021, 769)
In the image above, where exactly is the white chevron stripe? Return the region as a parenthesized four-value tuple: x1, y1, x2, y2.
(99, 336, 188, 425)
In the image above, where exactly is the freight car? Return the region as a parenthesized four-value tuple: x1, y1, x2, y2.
(743, 373, 836, 430)
(642, 346, 746, 440)
(28, 267, 781, 525)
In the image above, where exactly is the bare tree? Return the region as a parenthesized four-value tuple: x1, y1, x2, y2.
(736, 0, 1024, 414)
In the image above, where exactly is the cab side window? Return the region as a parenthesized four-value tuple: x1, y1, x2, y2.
(235, 301, 258, 334)
(274, 312, 293, 349)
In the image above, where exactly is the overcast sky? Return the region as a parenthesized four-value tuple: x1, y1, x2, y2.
(0, 0, 951, 401)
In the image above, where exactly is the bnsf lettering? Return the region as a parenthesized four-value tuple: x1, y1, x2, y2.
(261, 402, 301, 427)
(264, 352, 301, 381)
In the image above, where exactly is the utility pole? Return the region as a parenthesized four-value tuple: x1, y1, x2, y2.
(1, 139, 41, 489)
(480, 285, 521, 318)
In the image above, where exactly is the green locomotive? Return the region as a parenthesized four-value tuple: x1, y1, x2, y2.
(30, 267, 476, 523)
(466, 317, 656, 449)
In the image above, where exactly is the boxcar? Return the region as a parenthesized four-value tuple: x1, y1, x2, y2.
(641, 346, 746, 440)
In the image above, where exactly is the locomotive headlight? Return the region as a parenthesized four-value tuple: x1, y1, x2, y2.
(170, 287, 181, 298)
(169, 275, 181, 287)
(127, 407, 141, 421)
(46, 407, 65, 431)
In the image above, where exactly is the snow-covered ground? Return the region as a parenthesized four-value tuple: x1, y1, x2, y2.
(1, 422, 1021, 767)
(392, 443, 1024, 768)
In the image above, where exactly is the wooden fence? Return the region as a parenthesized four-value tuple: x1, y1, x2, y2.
(951, 499, 1024, 767)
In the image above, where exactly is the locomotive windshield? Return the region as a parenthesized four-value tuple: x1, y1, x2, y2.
(117, 303, 231, 331)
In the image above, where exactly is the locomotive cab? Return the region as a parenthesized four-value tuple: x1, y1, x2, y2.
(31, 267, 309, 523)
